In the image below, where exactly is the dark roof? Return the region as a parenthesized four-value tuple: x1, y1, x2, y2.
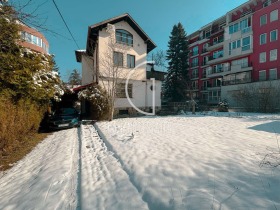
(75, 50, 86, 62)
(86, 13, 156, 55)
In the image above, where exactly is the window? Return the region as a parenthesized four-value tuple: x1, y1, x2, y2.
(191, 57, 199, 67)
(192, 46, 199, 56)
(270, 30, 278, 42)
(127, 54, 135, 68)
(192, 69, 198, 78)
(263, 0, 271, 7)
(259, 52, 266, 63)
(229, 23, 239, 34)
(242, 36, 251, 51)
(269, 68, 277, 80)
(213, 50, 223, 59)
(240, 17, 251, 33)
(116, 29, 133, 46)
(192, 81, 198, 89)
(260, 33, 267, 45)
(270, 49, 277, 61)
(116, 83, 132, 98)
(113, 51, 123, 66)
(270, 10, 278, 22)
(260, 14, 267, 26)
(259, 70, 266, 81)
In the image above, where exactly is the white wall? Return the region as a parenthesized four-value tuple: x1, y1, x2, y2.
(81, 55, 94, 85)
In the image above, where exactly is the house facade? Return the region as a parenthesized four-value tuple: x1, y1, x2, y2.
(187, 0, 280, 107)
(75, 13, 163, 117)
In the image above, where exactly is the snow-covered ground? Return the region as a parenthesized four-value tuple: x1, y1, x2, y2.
(0, 112, 280, 210)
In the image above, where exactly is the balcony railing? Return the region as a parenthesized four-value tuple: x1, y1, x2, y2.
(208, 38, 224, 47)
(191, 63, 199, 68)
(241, 26, 252, 34)
(208, 54, 224, 61)
(191, 73, 199, 79)
(190, 51, 199, 57)
(223, 78, 251, 86)
(208, 66, 231, 75)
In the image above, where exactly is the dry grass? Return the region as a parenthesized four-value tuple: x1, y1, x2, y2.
(0, 132, 49, 171)
(0, 97, 48, 171)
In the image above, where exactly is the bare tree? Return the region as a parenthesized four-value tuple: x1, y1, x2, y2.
(91, 31, 142, 120)
(149, 49, 167, 69)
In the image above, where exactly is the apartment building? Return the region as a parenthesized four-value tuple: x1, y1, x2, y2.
(187, 0, 280, 106)
(19, 22, 49, 55)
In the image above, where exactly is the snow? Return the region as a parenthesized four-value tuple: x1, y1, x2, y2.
(0, 113, 280, 210)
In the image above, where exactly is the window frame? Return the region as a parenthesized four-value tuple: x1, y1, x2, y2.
(260, 33, 267, 45)
(270, 9, 278, 22)
(270, 29, 278, 42)
(127, 54, 135, 68)
(270, 49, 278, 61)
(115, 29, 133, 47)
(259, 52, 266, 63)
(269, 68, 277, 80)
(260, 14, 267, 26)
(113, 51, 124, 67)
(259, 70, 266, 81)
(116, 83, 133, 98)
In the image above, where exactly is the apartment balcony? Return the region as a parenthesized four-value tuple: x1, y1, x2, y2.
(223, 77, 252, 86)
(200, 86, 209, 92)
(201, 48, 209, 55)
(207, 66, 231, 78)
(191, 73, 199, 80)
(207, 54, 224, 65)
(230, 62, 253, 74)
(207, 84, 221, 91)
(190, 63, 199, 68)
(241, 26, 252, 34)
(206, 38, 224, 51)
(201, 73, 207, 80)
(190, 51, 199, 58)
(201, 61, 209, 67)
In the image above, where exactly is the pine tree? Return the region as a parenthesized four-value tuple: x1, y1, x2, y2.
(164, 23, 189, 102)
(68, 69, 81, 87)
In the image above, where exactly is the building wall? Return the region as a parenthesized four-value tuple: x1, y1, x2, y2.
(81, 55, 95, 85)
(251, 0, 280, 81)
(19, 24, 49, 54)
(98, 20, 147, 81)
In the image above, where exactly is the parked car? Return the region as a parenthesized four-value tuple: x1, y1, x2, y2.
(48, 107, 80, 130)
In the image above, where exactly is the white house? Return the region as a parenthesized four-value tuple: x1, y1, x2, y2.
(75, 13, 164, 117)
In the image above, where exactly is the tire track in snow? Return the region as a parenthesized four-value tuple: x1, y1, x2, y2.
(79, 124, 148, 210)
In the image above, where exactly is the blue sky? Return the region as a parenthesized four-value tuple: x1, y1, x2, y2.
(14, 0, 248, 81)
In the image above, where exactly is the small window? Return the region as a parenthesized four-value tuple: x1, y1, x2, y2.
(127, 54, 135, 68)
(259, 52, 266, 63)
(115, 29, 133, 46)
(242, 36, 251, 51)
(116, 83, 132, 98)
(259, 70, 266, 81)
(270, 30, 278, 42)
(270, 49, 277, 61)
(269, 68, 277, 80)
(260, 33, 267, 45)
(260, 14, 267, 26)
(270, 10, 278, 22)
(113, 51, 123, 67)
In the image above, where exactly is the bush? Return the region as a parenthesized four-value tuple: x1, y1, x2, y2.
(218, 100, 229, 112)
(78, 85, 111, 121)
(0, 96, 46, 152)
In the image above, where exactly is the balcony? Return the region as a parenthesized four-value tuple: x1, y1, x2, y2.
(207, 66, 231, 77)
(201, 61, 208, 66)
(207, 38, 224, 51)
(230, 62, 253, 73)
(241, 26, 252, 34)
(223, 78, 251, 86)
(207, 84, 221, 90)
(207, 54, 224, 65)
(201, 48, 208, 54)
(201, 86, 209, 91)
(201, 73, 207, 79)
(190, 63, 199, 68)
(191, 73, 199, 79)
(190, 50, 199, 57)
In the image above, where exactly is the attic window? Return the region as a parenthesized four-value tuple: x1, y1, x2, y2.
(116, 29, 133, 46)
